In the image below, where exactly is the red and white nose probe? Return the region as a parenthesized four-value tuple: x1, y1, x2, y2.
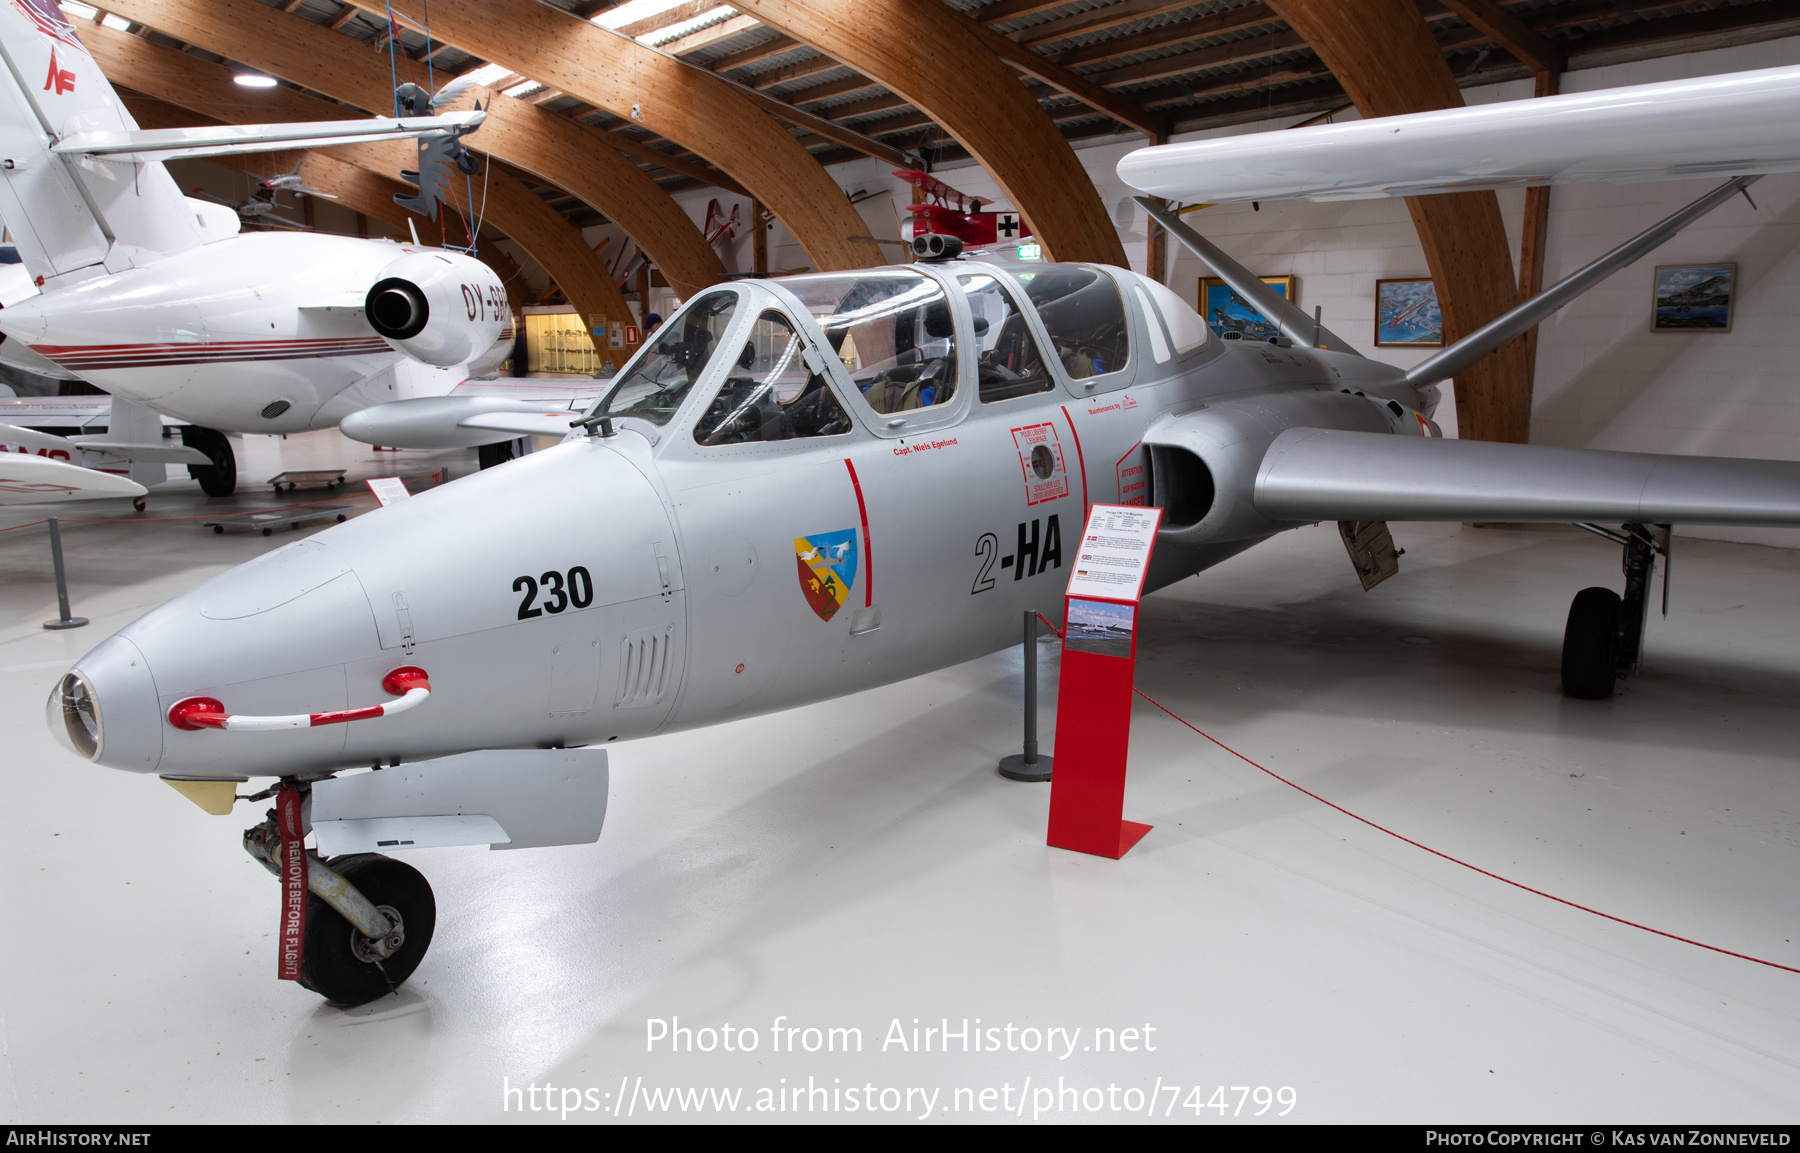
(167, 667, 430, 732)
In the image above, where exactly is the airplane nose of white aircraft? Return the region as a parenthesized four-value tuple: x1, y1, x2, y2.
(49, 436, 683, 781)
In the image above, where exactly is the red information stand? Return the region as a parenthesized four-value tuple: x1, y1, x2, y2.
(1046, 504, 1163, 859)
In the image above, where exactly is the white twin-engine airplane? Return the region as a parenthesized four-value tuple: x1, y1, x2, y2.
(43, 57, 1800, 1006)
(0, 0, 513, 503)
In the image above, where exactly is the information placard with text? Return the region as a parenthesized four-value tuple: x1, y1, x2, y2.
(1066, 504, 1162, 603)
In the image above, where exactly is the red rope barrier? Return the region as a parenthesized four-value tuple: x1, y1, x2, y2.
(1035, 610, 1799, 975)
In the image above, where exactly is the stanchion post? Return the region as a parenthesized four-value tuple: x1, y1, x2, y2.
(42, 517, 88, 630)
(999, 609, 1052, 782)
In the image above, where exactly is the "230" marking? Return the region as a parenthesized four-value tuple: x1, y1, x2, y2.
(514, 566, 594, 619)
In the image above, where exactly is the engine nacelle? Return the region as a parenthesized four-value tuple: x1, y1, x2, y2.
(1142, 390, 1393, 545)
(365, 250, 508, 367)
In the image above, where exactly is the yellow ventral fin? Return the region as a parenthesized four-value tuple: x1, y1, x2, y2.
(162, 777, 240, 816)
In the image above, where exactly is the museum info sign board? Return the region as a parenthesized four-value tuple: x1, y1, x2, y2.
(1047, 503, 1162, 859)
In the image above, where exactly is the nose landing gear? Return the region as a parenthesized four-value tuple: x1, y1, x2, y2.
(244, 794, 437, 1006)
(1561, 523, 1669, 700)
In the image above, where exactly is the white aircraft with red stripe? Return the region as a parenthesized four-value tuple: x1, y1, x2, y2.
(0, 0, 511, 499)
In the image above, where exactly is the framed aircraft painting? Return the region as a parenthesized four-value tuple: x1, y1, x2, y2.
(1375, 278, 1444, 347)
(1199, 274, 1294, 341)
(1652, 263, 1736, 332)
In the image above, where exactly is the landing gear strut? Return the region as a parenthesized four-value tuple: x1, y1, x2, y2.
(1561, 523, 1669, 699)
(244, 789, 436, 1006)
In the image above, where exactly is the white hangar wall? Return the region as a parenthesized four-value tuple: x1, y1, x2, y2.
(671, 33, 1800, 546)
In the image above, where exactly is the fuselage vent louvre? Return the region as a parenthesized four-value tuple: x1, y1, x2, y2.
(614, 627, 670, 708)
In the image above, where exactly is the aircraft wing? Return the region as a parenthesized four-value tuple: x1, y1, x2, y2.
(53, 111, 486, 164)
(448, 380, 605, 404)
(338, 386, 598, 450)
(1117, 63, 1800, 203)
(1, 404, 209, 465)
(1255, 429, 1800, 527)
(0, 452, 146, 505)
(0, 395, 113, 432)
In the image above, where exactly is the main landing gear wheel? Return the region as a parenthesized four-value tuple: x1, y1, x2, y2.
(299, 853, 436, 1007)
(1562, 586, 1621, 700)
(180, 426, 237, 497)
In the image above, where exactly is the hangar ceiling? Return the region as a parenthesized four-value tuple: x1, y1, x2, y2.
(68, 0, 1800, 435)
(85, 0, 1800, 229)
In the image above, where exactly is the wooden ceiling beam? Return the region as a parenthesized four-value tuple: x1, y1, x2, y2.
(616, 0, 720, 39)
(1051, 4, 1284, 68)
(812, 90, 910, 122)
(1092, 27, 1310, 88)
(786, 75, 883, 104)
(1559, 0, 1800, 58)
(747, 52, 843, 90)
(731, 0, 1130, 263)
(1438, 0, 1563, 72)
(325, 3, 359, 32)
(974, 0, 1073, 25)
(99, 0, 729, 296)
(1014, 0, 1218, 49)
(943, 5, 1169, 137)
(707, 32, 798, 72)
(656, 11, 760, 56)
(328, 0, 877, 270)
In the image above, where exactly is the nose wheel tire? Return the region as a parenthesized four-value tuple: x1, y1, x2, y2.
(1562, 586, 1621, 700)
(298, 853, 436, 1006)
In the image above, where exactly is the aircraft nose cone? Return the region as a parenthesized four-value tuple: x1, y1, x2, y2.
(46, 635, 165, 773)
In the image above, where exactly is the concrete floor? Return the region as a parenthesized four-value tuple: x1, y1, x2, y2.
(2, 432, 1798, 1124)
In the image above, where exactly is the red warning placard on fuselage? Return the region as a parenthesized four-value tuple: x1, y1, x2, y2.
(1011, 422, 1070, 507)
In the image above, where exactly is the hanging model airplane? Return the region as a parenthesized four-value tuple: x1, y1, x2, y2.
(896, 169, 1031, 249)
(0, 0, 511, 498)
(187, 162, 341, 228)
(42, 62, 1800, 1006)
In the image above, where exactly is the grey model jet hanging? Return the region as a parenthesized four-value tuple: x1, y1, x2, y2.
(43, 65, 1800, 1005)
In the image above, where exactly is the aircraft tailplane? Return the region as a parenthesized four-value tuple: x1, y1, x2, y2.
(0, 0, 206, 285)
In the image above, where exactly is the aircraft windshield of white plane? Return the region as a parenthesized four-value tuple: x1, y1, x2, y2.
(591, 290, 738, 426)
(693, 310, 853, 445)
(955, 272, 1055, 404)
(778, 271, 958, 415)
(1010, 266, 1130, 379)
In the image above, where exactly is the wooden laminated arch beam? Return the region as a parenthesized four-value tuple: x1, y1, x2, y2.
(729, 0, 1132, 267)
(1264, 0, 1532, 444)
(322, 0, 879, 273)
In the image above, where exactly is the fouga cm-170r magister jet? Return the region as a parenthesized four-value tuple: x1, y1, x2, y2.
(43, 63, 1800, 1005)
(0, 0, 511, 500)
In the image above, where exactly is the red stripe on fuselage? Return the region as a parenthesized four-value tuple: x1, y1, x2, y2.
(1060, 403, 1089, 515)
(33, 337, 392, 370)
(844, 458, 872, 608)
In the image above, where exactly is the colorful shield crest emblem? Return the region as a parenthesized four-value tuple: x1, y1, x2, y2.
(794, 530, 858, 621)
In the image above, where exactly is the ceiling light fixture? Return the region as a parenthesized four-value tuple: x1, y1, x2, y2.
(233, 74, 277, 88)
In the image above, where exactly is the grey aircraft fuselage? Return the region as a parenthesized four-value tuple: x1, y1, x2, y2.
(56, 258, 1436, 781)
